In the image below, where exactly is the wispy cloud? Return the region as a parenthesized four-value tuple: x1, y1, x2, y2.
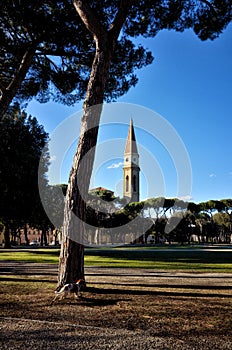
(107, 162, 123, 169)
(179, 195, 193, 202)
(50, 155, 57, 162)
(209, 173, 216, 178)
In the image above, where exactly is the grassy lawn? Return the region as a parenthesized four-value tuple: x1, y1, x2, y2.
(0, 246, 232, 272)
(0, 249, 60, 264)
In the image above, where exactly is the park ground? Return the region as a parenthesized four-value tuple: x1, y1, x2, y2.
(0, 246, 232, 349)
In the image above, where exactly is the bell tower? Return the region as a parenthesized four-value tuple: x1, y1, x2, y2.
(123, 118, 140, 203)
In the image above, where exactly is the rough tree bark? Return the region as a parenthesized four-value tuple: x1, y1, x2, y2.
(0, 44, 37, 120)
(57, 0, 133, 288)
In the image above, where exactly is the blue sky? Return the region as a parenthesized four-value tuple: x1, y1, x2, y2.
(27, 23, 232, 204)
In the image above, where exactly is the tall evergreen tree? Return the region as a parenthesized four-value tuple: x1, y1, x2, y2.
(0, 103, 49, 247)
(57, 0, 232, 288)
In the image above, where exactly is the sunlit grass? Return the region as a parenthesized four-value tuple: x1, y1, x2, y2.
(84, 255, 232, 272)
(0, 247, 231, 272)
(0, 249, 59, 264)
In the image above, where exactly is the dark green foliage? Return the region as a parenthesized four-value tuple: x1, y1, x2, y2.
(1, 1, 231, 114)
(125, 0, 232, 40)
(1, 0, 92, 105)
(0, 103, 50, 236)
(0, 0, 153, 109)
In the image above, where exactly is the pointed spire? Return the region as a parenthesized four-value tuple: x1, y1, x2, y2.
(124, 118, 138, 154)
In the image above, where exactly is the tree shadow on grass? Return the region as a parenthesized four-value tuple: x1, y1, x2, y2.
(85, 271, 232, 279)
(86, 286, 232, 299)
(89, 281, 232, 291)
(0, 276, 231, 301)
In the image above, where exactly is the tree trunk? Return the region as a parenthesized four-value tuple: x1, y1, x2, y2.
(57, 0, 133, 289)
(24, 224, 29, 246)
(41, 228, 47, 246)
(57, 39, 112, 288)
(3, 222, 11, 248)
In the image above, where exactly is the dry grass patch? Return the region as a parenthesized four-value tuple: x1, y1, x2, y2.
(1, 276, 231, 340)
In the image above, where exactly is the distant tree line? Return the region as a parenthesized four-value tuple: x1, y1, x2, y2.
(86, 191, 232, 245)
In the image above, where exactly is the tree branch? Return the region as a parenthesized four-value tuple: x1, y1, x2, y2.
(7, 44, 36, 91)
(0, 81, 6, 96)
(0, 43, 37, 120)
(72, 0, 107, 41)
(109, 0, 133, 39)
